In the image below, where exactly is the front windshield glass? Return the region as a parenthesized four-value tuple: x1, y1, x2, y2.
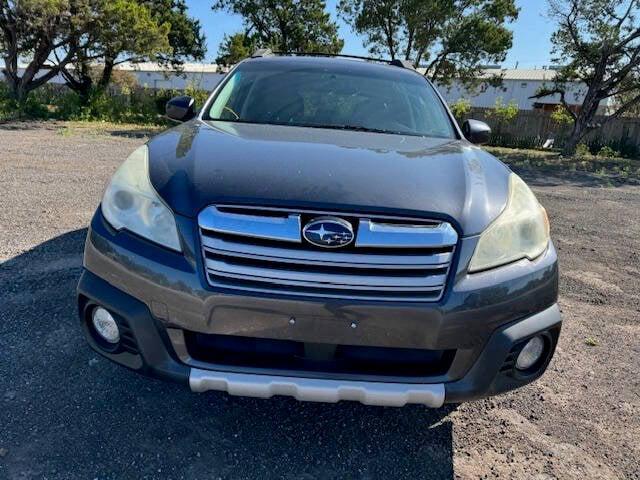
(205, 62, 456, 138)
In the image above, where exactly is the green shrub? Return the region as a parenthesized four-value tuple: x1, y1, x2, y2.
(486, 97, 519, 124)
(0, 82, 16, 120)
(550, 105, 574, 126)
(152, 88, 183, 114)
(575, 143, 592, 157)
(584, 136, 639, 159)
(59, 87, 168, 124)
(54, 91, 84, 120)
(596, 145, 620, 158)
(449, 98, 472, 121)
(0, 80, 180, 125)
(0, 82, 51, 120)
(184, 82, 210, 108)
(488, 132, 542, 150)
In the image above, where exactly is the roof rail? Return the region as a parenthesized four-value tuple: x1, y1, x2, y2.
(248, 51, 419, 71)
(272, 51, 389, 63)
(251, 48, 274, 58)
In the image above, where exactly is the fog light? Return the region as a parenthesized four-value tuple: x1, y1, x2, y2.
(92, 307, 120, 344)
(516, 335, 545, 371)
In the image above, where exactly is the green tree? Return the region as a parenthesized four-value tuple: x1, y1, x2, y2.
(216, 32, 256, 66)
(338, 0, 518, 87)
(213, 0, 344, 54)
(0, 0, 92, 103)
(59, 0, 171, 103)
(531, 0, 640, 156)
(60, 0, 205, 104)
(141, 0, 207, 69)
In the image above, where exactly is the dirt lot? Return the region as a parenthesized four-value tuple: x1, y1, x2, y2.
(1, 122, 638, 479)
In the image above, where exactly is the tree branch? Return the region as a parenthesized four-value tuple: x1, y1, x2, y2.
(28, 46, 78, 91)
(564, 3, 588, 56)
(601, 46, 640, 90)
(604, 91, 640, 122)
(425, 48, 449, 79)
(613, 27, 640, 52)
(615, 0, 636, 29)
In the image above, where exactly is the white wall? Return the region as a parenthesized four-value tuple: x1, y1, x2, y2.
(12, 66, 225, 91)
(435, 79, 583, 110)
(132, 71, 225, 90)
(436, 78, 613, 115)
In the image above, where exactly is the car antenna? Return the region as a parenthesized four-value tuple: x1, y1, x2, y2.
(389, 59, 416, 70)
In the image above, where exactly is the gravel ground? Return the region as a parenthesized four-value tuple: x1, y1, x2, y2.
(1, 122, 638, 479)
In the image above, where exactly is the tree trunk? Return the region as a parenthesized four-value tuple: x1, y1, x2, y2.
(60, 61, 94, 106)
(3, 74, 21, 101)
(562, 93, 601, 156)
(404, 28, 414, 61)
(5, 76, 32, 107)
(97, 59, 115, 90)
(77, 80, 94, 106)
(2, 23, 21, 101)
(562, 122, 586, 156)
(4, 56, 75, 105)
(2, 58, 27, 104)
(61, 56, 117, 107)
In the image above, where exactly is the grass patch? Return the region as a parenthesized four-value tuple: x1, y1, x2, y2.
(486, 146, 640, 186)
(55, 120, 166, 139)
(585, 337, 599, 347)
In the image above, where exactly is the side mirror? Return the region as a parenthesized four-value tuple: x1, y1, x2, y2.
(166, 95, 196, 122)
(462, 119, 491, 145)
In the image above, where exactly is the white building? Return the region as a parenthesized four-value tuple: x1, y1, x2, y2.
(7, 62, 226, 91)
(115, 62, 226, 90)
(5, 61, 613, 114)
(434, 68, 613, 115)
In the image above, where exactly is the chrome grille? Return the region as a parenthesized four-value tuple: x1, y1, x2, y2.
(198, 205, 458, 302)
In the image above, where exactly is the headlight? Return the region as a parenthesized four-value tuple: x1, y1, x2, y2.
(469, 173, 549, 272)
(101, 145, 182, 251)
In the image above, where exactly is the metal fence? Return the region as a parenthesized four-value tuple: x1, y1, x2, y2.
(462, 108, 640, 156)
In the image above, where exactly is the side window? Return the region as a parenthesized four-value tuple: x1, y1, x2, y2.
(209, 72, 253, 120)
(208, 73, 239, 119)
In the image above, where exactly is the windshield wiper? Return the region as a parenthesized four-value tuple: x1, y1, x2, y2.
(207, 118, 421, 137)
(316, 124, 401, 134)
(283, 122, 422, 137)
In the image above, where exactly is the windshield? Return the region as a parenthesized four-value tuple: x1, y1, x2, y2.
(205, 61, 456, 138)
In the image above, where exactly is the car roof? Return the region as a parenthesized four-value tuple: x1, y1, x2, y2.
(240, 55, 424, 81)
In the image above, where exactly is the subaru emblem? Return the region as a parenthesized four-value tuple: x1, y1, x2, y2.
(302, 217, 354, 248)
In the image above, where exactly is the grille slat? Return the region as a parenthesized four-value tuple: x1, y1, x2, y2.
(199, 206, 301, 242)
(201, 236, 453, 269)
(356, 219, 458, 248)
(206, 258, 447, 289)
(198, 205, 457, 302)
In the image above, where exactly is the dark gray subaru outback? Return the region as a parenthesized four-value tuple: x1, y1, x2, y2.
(77, 53, 561, 407)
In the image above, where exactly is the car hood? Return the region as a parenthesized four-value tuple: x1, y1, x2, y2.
(148, 120, 511, 236)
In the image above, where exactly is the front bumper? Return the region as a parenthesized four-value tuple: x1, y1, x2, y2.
(77, 211, 562, 406)
(78, 270, 560, 406)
